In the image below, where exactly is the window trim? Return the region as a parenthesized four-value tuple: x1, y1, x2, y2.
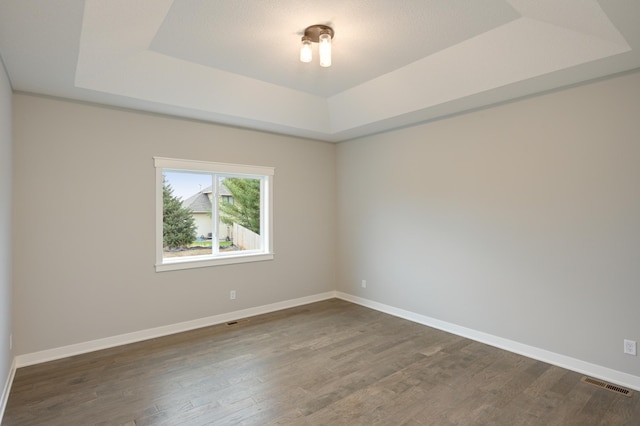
(154, 157, 274, 272)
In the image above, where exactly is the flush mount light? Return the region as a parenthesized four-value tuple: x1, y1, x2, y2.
(300, 25, 334, 67)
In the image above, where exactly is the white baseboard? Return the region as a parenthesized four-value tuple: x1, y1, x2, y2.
(0, 357, 16, 425)
(336, 291, 640, 392)
(15, 291, 337, 368)
(12, 290, 640, 394)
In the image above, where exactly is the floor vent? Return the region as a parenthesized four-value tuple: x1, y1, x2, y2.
(581, 377, 633, 397)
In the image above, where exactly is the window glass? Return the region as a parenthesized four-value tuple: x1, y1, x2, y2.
(155, 158, 274, 271)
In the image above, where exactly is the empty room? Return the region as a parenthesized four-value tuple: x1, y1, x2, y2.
(0, 1, 639, 425)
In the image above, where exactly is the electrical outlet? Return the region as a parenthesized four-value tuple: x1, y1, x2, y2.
(361, 280, 366, 288)
(230, 290, 236, 300)
(624, 339, 637, 356)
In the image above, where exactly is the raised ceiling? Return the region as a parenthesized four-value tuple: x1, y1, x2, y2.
(0, 0, 638, 142)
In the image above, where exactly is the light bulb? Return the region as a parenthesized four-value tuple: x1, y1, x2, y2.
(319, 32, 332, 67)
(300, 37, 312, 63)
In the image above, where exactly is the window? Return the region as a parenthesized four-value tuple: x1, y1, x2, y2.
(154, 157, 274, 271)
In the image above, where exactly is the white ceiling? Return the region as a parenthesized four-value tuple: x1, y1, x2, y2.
(0, 0, 638, 142)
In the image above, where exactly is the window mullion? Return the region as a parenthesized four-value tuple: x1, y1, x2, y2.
(260, 176, 266, 251)
(212, 173, 220, 256)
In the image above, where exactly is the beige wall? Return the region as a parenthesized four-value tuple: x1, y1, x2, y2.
(0, 59, 13, 402)
(9, 70, 640, 383)
(337, 71, 640, 377)
(12, 95, 337, 354)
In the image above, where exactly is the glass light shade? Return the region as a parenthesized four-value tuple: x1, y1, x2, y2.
(318, 33, 332, 67)
(300, 39, 312, 63)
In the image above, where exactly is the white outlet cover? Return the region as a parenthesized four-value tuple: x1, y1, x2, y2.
(624, 339, 637, 356)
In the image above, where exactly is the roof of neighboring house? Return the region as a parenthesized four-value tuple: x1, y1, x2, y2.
(181, 184, 231, 213)
(182, 191, 211, 213)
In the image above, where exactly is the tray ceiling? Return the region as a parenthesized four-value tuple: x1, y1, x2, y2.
(0, 0, 638, 142)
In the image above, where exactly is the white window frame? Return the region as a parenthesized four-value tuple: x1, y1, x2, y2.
(154, 157, 274, 272)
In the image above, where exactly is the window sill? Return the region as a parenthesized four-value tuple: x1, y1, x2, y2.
(155, 252, 274, 272)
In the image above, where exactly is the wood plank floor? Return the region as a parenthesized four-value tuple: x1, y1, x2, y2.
(3, 299, 639, 425)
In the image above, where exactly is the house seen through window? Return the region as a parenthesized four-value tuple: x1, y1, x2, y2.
(154, 157, 274, 271)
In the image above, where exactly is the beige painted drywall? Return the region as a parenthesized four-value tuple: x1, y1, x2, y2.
(0, 58, 13, 401)
(337, 70, 640, 377)
(10, 70, 640, 382)
(12, 95, 337, 354)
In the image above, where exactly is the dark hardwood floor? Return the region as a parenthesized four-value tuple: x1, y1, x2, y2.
(3, 299, 639, 425)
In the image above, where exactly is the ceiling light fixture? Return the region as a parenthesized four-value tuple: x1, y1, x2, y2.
(300, 25, 334, 67)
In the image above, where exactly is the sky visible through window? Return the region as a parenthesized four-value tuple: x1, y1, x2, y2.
(164, 171, 212, 201)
